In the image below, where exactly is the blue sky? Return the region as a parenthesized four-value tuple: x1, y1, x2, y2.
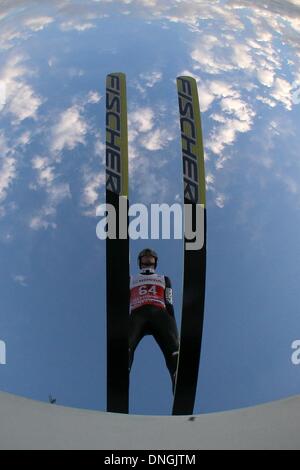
(0, 0, 300, 415)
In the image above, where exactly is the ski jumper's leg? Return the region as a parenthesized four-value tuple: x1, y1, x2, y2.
(151, 310, 179, 389)
(128, 309, 148, 372)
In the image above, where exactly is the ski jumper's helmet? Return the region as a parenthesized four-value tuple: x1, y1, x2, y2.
(138, 248, 158, 269)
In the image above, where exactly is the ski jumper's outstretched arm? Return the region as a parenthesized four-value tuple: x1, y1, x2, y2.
(164, 276, 175, 317)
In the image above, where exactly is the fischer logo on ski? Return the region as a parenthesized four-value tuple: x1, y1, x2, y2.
(178, 78, 200, 204)
(106, 75, 122, 194)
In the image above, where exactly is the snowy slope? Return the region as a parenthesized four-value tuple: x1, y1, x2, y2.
(0, 392, 300, 449)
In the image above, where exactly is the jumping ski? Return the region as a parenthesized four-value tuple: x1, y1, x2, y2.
(106, 73, 130, 413)
(172, 76, 207, 415)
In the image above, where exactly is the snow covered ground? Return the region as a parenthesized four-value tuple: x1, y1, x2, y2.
(0, 392, 300, 449)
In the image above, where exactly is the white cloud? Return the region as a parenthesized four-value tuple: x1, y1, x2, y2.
(207, 96, 255, 155)
(195, 78, 240, 113)
(0, 81, 6, 111)
(0, 26, 27, 50)
(208, 123, 236, 155)
(9, 82, 43, 122)
(0, 156, 17, 203)
(209, 80, 239, 99)
(187, 3, 300, 120)
(220, 97, 255, 122)
(23, 16, 54, 32)
(82, 170, 105, 209)
(48, 57, 58, 68)
(206, 173, 215, 192)
(94, 131, 106, 163)
(51, 105, 88, 154)
(30, 154, 71, 230)
(140, 128, 174, 151)
(215, 193, 226, 208)
(270, 77, 293, 110)
(210, 113, 227, 123)
(29, 181, 71, 231)
(198, 82, 215, 113)
(0, 54, 43, 122)
(126, 119, 173, 200)
(208, 117, 252, 155)
(13, 275, 27, 287)
(48, 183, 71, 205)
(17, 131, 32, 147)
(256, 68, 275, 87)
(256, 95, 276, 107)
(60, 21, 96, 32)
(215, 154, 231, 170)
(191, 35, 235, 74)
(31, 156, 48, 171)
(129, 107, 155, 133)
(29, 213, 57, 231)
(0, 132, 19, 215)
(0, 131, 9, 156)
(95, 141, 105, 161)
(288, 16, 300, 33)
(31, 155, 71, 203)
(87, 91, 102, 104)
(32, 156, 55, 187)
(191, 26, 279, 85)
(139, 71, 163, 89)
(231, 43, 254, 70)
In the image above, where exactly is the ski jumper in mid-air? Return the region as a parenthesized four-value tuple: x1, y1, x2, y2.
(129, 248, 179, 392)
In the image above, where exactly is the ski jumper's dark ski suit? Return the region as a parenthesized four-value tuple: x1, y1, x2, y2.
(129, 268, 179, 390)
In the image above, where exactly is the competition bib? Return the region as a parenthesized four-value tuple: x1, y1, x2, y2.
(130, 274, 166, 312)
